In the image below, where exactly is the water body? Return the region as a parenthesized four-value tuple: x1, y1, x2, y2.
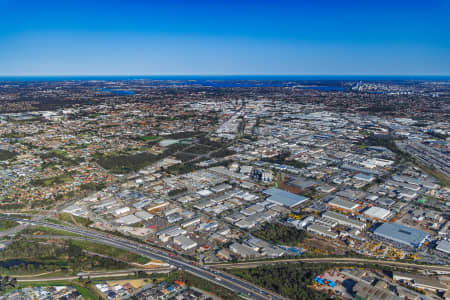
(96, 88, 135, 95)
(0, 259, 39, 268)
(301, 86, 346, 91)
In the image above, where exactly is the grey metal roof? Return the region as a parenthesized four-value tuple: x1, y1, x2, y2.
(328, 197, 359, 210)
(374, 223, 429, 247)
(263, 188, 309, 208)
(436, 240, 450, 254)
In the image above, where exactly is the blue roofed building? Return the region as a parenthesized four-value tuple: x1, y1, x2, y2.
(263, 188, 309, 208)
(374, 223, 429, 248)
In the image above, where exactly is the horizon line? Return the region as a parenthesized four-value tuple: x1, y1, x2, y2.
(0, 74, 449, 78)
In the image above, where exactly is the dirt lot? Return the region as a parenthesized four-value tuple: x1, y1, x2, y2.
(302, 237, 349, 255)
(107, 279, 148, 289)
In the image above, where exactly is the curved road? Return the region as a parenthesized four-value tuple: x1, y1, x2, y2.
(0, 215, 284, 300)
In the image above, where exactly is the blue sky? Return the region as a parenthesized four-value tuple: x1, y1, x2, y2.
(0, 0, 449, 76)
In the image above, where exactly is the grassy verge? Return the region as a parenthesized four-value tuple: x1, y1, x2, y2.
(58, 213, 92, 227)
(73, 284, 98, 299)
(0, 219, 19, 231)
(43, 218, 65, 225)
(21, 226, 83, 237)
(69, 239, 150, 264)
(141, 135, 159, 141)
(416, 162, 450, 188)
(30, 174, 73, 187)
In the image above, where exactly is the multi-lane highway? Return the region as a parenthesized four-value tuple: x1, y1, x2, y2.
(0, 215, 285, 300)
(2, 214, 449, 298)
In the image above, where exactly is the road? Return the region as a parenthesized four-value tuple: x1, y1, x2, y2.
(209, 257, 450, 273)
(0, 215, 285, 300)
(16, 268, 173, 282)
(0, 213, 46, 238)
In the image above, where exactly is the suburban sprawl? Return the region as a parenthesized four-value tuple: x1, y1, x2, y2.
(0, 78, 448, 299)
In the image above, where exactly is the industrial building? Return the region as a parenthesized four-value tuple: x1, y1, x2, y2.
(352, 281, 400, 300)
(307, 224, 339, 239)
(157, 226, 186, 242)
(280, 177, 318, 194)
(229, 242, 259, 258)
(327, 197, 360, 212)
(322, 210, 366, 230)
(354, 173, 375, 182)
(393, 272, 447, 292)
(436, 240, 450, 255)
(263, 188, 309, 208)
(373, 223, 429, 248)
(173, 235, 198, 251)
(363, 206, 392, 221)
(114, 214, 141, 225)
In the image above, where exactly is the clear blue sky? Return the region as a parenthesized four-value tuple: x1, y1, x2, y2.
(0, 0, 449, 76)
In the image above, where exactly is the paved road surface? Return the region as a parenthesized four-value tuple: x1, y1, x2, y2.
(0, 215, 285, 300)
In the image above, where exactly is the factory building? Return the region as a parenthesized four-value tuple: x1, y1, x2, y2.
(322, 210, 366, 230)
(307, 224, 339, 239)
(363, 206, 393, 221)
(327, 197, 360, 213)
(263, 188, 309, 208)
(373, 223, 429, 248)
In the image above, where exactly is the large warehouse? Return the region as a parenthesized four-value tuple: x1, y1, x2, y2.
(328, 197, 360, 212)
(263, 188, 309, 208)
(363, 206, 392, 221)
(374, 223, 429, 248)
(323, 210, 366, 230)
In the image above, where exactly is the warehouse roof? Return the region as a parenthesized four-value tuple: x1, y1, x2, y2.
(114, 214, 141, 225)
(364, 206, 392, 220)
(323, 210, 366, 229)
(436, 240, 450, 254)
(263, 188, 309, 208)
(328, 197, 359, 211)
(286, 177, 318, 189)
(374, 223, 429, 247)
(173, 235, 197, 250)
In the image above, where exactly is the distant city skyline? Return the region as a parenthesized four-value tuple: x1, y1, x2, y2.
(1, 0, 449, 76)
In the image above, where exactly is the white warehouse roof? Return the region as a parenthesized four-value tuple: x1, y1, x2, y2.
(364, 206, 392, 220)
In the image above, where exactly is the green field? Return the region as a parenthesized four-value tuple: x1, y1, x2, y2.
(58, 213, 92, 227)
(0, 238, 131, 275)
(0, 219, 19, 231)
(21, 226, 83, 237)
(18, 228, 149, 264)
(30, 174, 73, 187)
(0, 149, 17, 161)
(141, 135, 159, 141)
(69, 239, 150, 264)
(416, 163, 450, 188)
(253, 223, 307, 246)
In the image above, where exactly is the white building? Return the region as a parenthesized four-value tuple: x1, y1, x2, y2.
(173, 235, 198, 251)
(363, 206, 392, 221)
